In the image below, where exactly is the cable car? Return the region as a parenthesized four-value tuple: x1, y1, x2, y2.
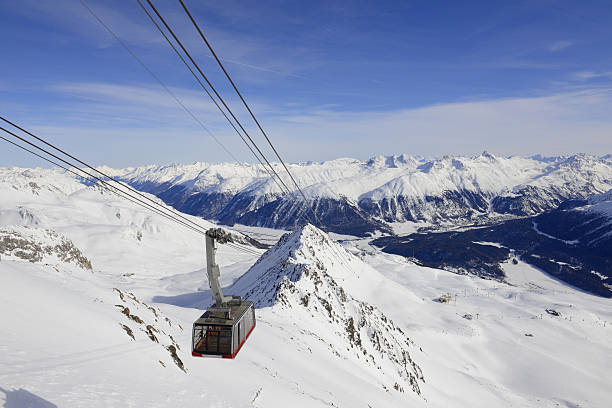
(192, 228, 256, 359)
(192, 299, 255, 358)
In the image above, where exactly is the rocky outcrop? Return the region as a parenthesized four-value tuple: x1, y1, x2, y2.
(0, 227, 93, 270)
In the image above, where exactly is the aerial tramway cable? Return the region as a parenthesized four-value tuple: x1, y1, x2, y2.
(81, 0, 315, 227)
(177, 0, 324, 228)
(0, 118, 231, 238)
(133, 0, 267, 169)
(0, 120, 269, 258)
(0, 124, 214, 237)
(0, 132, 211, 237)
(135, 0, 312, 225)
(138, 0, 317, 226)
(78, 0, 239, 164)
(0, 135, 87, 181)
(140, 0, 302, 206)
(3, 1, 336, 255)
(78, 0, 314, 229)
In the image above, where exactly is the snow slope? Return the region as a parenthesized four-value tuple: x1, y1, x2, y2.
(1, 167, 611, 407)
(356, 240, 612, 407)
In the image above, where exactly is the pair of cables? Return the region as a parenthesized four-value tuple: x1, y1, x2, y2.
(1, 1, 333, 254)
(0, 116, 259, 255)
(79, 0, 318, 229)
(134, 0, 323, 228)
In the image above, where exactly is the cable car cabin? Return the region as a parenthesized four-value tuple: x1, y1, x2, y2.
(192, 300, 255, 359)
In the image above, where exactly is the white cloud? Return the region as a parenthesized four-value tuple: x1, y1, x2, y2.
(549, 40, 573, 52)
(6, 0, 163, 49)
(51, 82, 221, 115)
(3, 83, 611, 168)
(265, 89, 612, 161)
(572, 71, 612, 81)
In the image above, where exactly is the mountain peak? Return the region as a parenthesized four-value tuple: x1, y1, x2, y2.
(230, 225, 425, 396)
(479, 150, 496, 161)
(231, 223, 353, 308)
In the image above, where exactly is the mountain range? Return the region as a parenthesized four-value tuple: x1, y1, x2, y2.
(2, 165, 611, 407)
(104, 153, 612, 236)
(96, 153, 612, 297)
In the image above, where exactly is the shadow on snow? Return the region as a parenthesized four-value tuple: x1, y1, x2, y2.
(0, 386, 57, 408)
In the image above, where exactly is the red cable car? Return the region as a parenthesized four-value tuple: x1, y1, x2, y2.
(192, 300, 255, 358)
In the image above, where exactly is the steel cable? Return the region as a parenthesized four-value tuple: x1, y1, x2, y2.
(0, 126, 211, 237)
(177, 0, 324, 228)
(138, 0, 315, 226)
(79, 0, 239, 164)
(0, 117, 217, 235)
(142, 0, 309, 218)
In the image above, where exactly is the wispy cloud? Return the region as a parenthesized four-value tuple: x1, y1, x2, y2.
(5, 0, 163, 48)
(549, 40, 574, 52)
(265, 89, 612, 160)
(0, 81, 280, 165)
(50, 82, 221, 115)
(571, 71, 612, 81)
(4, 0, 314, 84)
(211, 55, 308, 80)
(3, 81, 612, 168)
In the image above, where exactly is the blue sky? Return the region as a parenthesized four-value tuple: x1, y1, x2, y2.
(1, 0, 612, 167)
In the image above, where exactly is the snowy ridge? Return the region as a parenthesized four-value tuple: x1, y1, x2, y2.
(575, 188, 612, 246)
(107, 153, 612, 234)
(586, 188, 612, 218)
(0, 167, 261, 267)
(231, 225, 425, 396)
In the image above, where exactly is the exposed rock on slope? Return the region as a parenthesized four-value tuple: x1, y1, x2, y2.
(0, 226, 92, 270)
(113, 288, 186, 372)
(231, 224, 425, 396)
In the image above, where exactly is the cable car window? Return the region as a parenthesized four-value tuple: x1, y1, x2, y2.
(193, 325, 233, 355)
(218, 329, 232, 354)
(233, 324, 239, 351)
(240, 318, 246, 343)
(193, 325, 205, 350)
(206, 329, 219, 353)
(244, 309, 253, 331)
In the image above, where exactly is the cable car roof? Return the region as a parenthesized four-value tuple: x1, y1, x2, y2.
(194, 301, 253, 326)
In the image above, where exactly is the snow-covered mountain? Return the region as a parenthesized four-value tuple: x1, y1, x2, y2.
(0, 166, 218, 276)
(231, 225, 425, 395)
(1, 167, 611, 407)
(106, 153, 612, 236)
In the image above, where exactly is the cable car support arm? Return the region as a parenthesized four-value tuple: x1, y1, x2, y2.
(205, 228, 238, 308)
